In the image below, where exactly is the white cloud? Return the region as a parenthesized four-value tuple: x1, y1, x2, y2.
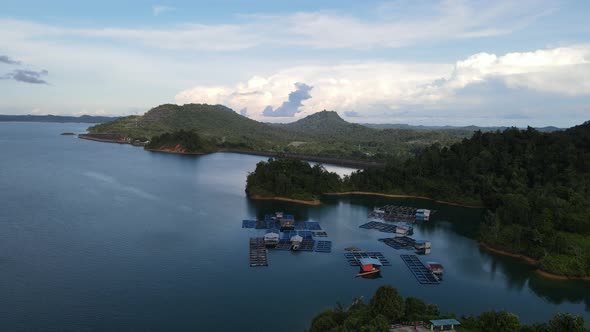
(430, 45, 590, 97)
(0, 1, 553, 52)
(175, 46, 590, 122)
(152, 5, 175, 17)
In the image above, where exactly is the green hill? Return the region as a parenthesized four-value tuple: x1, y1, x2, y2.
(88, 104, 467, 160)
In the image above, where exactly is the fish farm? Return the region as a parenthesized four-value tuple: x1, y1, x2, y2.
(243, 212, 332, 267)
(344, 252, 392, 266)
(401, 254, 440, 285)
(369, 205, 435, 222)
(249, 238, 268, 267)
(359, 221, 398, 233)
(379, 236, 416, 250)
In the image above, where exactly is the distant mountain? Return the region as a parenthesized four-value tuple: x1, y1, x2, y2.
(363, 123, 563, 133)
(89, 104, 468, 161)
(0, 114, 120, 123)
(273, 110, 376, 138)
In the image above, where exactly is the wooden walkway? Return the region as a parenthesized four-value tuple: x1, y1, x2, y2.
(249, 238, 268, 267)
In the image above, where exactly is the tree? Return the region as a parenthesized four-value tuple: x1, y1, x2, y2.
(404, 297, 427, 321)
(478, 310, 520, 332)
(369, 286, 405, 322)
(547, 313, 586, 332)
(309, 310, 339, 332)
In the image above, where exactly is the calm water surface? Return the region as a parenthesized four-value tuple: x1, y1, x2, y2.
(1, 122, 589, 331)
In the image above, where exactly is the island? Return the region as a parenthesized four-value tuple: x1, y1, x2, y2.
(245, 121, 590, 280)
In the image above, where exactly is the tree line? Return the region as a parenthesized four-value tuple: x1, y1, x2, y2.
(308, 285, 588, 332)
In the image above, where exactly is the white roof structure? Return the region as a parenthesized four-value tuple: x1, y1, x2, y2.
(290, 235, 303, 243)
(264, 232, 279, 240)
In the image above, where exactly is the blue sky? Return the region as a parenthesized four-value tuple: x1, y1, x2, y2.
(1, 0, 589, 126)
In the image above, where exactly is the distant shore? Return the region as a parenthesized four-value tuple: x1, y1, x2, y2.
(323, 191, 484, 208)
(78, 134, 128, 144)
(218, 148, 384, 169)
(248, 194, 321, 206)
(479, 242, 590, 281)
(78, 134, 385, 169)
(145, 147, 207, 155)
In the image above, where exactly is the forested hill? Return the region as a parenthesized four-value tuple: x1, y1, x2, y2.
(88, 104, 466, 160)
(246, 121, 590, 277)
(272, 110, 374, 137)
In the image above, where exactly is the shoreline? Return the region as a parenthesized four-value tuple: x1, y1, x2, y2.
(323, 191, 484, 209)
(479, 242, 590, 281)
(218, 149, 384, 169)
(77, 135, 384, 169)
(248, 194, 321, 206)
(145, 148, 208, 155)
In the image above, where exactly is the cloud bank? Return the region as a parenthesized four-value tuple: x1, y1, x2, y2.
(0, 1, 553, 52)
(175, 45, 590, 123)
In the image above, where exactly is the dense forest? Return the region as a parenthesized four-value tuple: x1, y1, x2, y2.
(246, 158, 341, 200)
(309, 285, 588, 332)
(246, 122, 590, 277)
(89, 104, 469, 160)
(146, 130, 215, 153)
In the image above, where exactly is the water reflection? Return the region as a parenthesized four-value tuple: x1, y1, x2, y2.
(249, 193, 590, 314)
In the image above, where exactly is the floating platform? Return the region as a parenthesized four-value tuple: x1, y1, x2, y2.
(249, 238, 268, 267)
(281, 230, 313, 240)
(315, 240, 332, 253)
(246, 220, 322, 231)
(299, 238, 315, 251)
(379, 236, 416, 250)
(306, 222, 322, 230)
(359, 221, 397, 233)
(312, 231, 328, 237)
(275, 239, 292, 250)
(344, 252, 391, 266)
(294, 221, 307, 230)
(369, 205, 436, 222)
(255, 220, 268, 229)
(242, 220, 256, 228)
(400, 254, 440, 284)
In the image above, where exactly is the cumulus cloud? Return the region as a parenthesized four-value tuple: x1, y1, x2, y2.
(262, 83, 313, 117)
(1, 69, 48, 84)
(175, 45, 590, 123)
(0, 55, 21, 65)
(239, 107, 249, 117)
(421, 45, 590, 99)
(152, 5, 175, 16)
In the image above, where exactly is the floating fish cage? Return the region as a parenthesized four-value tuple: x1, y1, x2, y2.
(368, 205, 435, 222)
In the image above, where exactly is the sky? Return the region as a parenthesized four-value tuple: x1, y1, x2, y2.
(0, 0, 589, 126)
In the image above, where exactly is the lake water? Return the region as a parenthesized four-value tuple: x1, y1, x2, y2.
(1, 122, 589, 331)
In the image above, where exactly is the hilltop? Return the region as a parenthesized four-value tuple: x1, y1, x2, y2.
(88, 104, 466, 161)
